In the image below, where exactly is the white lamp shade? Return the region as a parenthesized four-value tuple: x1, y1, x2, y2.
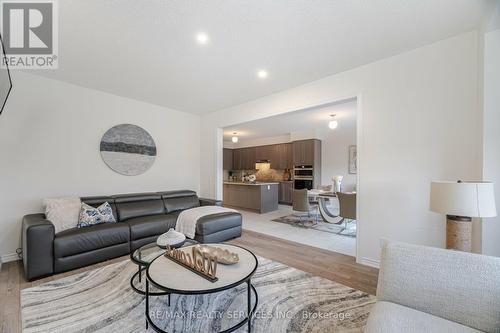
(430, 181, 497, 218)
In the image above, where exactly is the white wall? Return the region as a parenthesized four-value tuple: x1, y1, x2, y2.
(200, 32, 481, 265)
(317, 126, 357, 192)
(482, 28, 500, 257)
(0, 72, 200, 259)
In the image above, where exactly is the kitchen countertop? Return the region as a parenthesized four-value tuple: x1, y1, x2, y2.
(223, 181, 279, 186)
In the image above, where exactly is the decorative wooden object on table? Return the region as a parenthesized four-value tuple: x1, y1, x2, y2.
(430, 180, 496, 252)
(164, 245, 218, 282)
(196, 245, 239, 264)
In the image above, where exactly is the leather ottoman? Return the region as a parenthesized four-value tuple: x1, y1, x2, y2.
(194, 212, 242, 243)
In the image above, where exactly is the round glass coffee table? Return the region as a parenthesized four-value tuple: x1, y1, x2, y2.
(130, 239, 198, 296)
(145, 243, 259, 333)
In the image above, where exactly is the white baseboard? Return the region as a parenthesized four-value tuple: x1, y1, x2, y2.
(358, 257, 380, 269)
(1, 252, 21, 263)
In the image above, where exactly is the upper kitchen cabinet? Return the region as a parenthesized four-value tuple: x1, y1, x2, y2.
(232, 148, 242, 170)
(223, 148, 233, 170)
(233, 147, 257, 170)
(228, 140, 316, 170)
(277, 143, 293, 169)
(242, 147, 257, 170)
(256, 144, 278, 164)
(255, 143, 292, 169)
(292, 139, 321, 166)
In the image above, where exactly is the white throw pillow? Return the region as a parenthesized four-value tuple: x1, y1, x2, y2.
(44, 197, 81, 234)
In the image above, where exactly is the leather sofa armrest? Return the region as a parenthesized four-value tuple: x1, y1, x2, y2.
(199, 198, 223, 207)
(22, 214, 55, 280)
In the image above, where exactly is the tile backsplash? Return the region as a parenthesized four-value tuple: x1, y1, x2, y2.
(227, 169, 289, 181)
(255, 168, 285, 181)
(224, 169, 285, 182)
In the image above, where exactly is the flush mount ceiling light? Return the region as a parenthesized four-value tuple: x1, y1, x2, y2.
(231, 132, 239, 143)
(195, 32, 209, 45)
(257, 69, 268, 79)
(328, 114, 338, 129)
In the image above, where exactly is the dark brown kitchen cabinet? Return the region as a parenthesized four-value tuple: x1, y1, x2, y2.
(223, 148, 233, 170)
(230, 140, 315, 170)
(285, 143, 293, 168)
(255, 143, 292, 169)
(256, 144, 281, 169)
(276, 143, 293, 169)
(232, 149, 242, 170)
(292, 139, 321, 166)
(279, 181, 294, 205)
(233, 147, 257, 170)
(232, 148, 254, 170)
(239, 147, 256, 170)
(256, 144, 276, 162)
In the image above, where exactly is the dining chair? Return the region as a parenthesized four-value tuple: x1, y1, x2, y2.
(308, 185, 330, 215)
(318, 192, 356, 232)
(337, 191, 356, 229)
(292, 189, 317, 226)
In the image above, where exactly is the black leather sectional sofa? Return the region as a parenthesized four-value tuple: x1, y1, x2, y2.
(21, 190, 242, 280)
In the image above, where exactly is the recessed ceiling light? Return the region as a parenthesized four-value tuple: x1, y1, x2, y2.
(195, 32, 209, 45)
(257, 70, 268, 79)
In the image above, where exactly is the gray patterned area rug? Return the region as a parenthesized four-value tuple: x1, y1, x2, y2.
(21, 257, 374, 333)
(271, 214, 357, 237)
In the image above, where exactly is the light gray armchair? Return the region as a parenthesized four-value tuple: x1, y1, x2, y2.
(365, 242, 500, 333)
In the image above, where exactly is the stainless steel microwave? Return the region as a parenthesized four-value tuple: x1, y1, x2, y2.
(293, 165, 313, 177)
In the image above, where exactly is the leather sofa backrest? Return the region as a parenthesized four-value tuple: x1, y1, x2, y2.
(81, 196, 118, 221)
(159, 190, 200, 213)
(113, 193, 165, 222)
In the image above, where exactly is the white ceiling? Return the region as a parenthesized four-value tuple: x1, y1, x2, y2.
(223, 98, 357, 141)
(32, 0, 495, 114)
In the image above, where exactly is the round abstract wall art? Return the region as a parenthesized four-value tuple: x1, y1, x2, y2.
(100, 124, 156, 176)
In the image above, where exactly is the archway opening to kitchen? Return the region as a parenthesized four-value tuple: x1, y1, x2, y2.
(221, 97, 358, 256)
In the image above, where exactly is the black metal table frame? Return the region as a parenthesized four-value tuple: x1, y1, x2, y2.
(130, 251, 171, 298)
(144, 245, 259, 333)
(130, 240, 198, 297)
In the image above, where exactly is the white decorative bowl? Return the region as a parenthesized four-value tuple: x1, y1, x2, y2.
(157, 228, 186, 249)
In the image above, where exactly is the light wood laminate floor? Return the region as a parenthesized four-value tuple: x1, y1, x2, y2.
(0, 229, 378, 333)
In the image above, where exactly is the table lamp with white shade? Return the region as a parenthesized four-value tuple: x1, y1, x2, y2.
(430, 180, 496, 252)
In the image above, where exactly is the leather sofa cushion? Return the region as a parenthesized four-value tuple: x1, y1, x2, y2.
(159, 190, 197, 198)
(113, 193, 165, 221)
(114, 193, 162, 202)
(54, 243, 130, 274)
(127, 214, 177, 240)
(131, 235, 160, 252)
(54, 223, 130, 258)
(81, 196, 117, 221)
(196, 212, 242, 235)
(162, 194, 200, 213)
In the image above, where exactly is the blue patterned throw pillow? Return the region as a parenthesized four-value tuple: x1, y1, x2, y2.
(77, 202, 116, 228)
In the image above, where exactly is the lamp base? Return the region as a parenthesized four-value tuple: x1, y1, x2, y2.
(446, 215, 472, 252)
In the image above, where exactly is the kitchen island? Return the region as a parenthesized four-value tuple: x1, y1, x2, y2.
(223, 181, 279, 213)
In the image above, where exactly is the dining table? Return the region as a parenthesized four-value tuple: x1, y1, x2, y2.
(307, 189, 336, 198)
